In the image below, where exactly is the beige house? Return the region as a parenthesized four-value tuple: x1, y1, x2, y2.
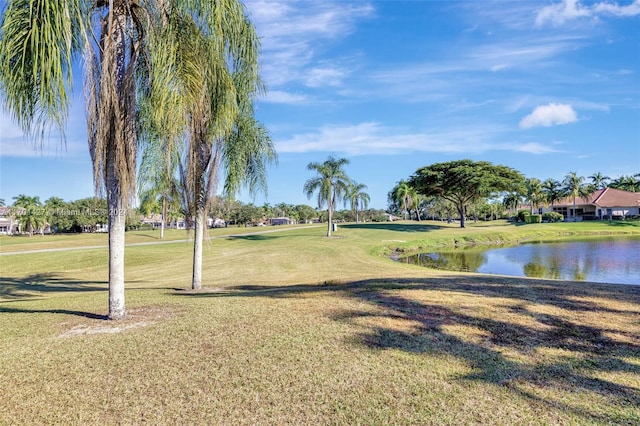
(551, 187, 640, 220)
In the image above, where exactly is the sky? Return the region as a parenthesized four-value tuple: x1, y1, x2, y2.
(1, 0, 639, 210)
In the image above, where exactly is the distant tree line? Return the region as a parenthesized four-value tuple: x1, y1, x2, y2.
(388, 160, 639, 228)
(1, 193, 389, 236)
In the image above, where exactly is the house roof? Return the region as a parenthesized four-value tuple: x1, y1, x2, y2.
(555, 187, 640, 208)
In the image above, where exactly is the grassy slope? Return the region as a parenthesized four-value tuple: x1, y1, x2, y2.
(1, 221, 639, 425)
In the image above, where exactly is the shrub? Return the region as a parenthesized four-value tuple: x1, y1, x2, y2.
(517, 210, 530, 222)
(542, 212, 564, 223)
(528, 214, 542, 223)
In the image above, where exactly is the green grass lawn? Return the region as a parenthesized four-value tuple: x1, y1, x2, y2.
(1, 221, 639, 424)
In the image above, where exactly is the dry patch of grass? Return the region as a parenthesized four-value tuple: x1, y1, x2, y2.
(58, 307, 173, 338)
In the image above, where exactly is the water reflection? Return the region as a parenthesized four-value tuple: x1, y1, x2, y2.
(399, 238, 640, 285)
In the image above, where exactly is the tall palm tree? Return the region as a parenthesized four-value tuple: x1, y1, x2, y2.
(542, 178, 564, 210)
(144, 6, 272, 291)
(588, 172, 610, 190)
(346, 181, 370, 223)
(525, 178, 544, 214)
(562, 171, 591, 220)
(304, 156, 351, 237)
(0, 0, 262, 318)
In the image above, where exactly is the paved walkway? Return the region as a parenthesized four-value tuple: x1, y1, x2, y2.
(0, 225, 322, 256)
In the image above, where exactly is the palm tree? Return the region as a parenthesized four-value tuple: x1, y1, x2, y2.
(542, 178, 563, 209)
(588, 172, 610, 190)
(346, 182, 370, 223)
(393, 180, 419, 221)
(150, 8, 273, 291)
(0, 0, 262, 318)
(137, 137, 182, 240)
(610, 175, 640, 192)
(304, 156, 351, 237)
(12, 194, 46, 236)
(502, 192, 522, 216)
(525, 178, 544, 214)
(562, 172, 591, 220)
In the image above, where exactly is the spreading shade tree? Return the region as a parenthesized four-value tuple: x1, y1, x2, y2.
(304, 156, 351, 237)
(410, 159, 525, 228)
(0, 0, 264, 318)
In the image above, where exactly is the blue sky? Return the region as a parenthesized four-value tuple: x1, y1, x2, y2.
(1, 0, 639, 209)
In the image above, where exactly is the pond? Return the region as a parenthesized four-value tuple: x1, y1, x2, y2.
(398, 237, 640, 285)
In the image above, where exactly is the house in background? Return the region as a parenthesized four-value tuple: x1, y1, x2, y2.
(0, 207, 19, 235)
(270, 217, 294, 226)
(551, 187, 640, 220)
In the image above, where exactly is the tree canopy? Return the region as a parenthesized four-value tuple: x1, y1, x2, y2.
(409, 159, 525, 228)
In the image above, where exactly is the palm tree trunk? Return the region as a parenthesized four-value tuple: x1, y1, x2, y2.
(107, 150, 126, 320)
(160, 196, 166, 239)
(192, 209, 205, 290)
(327, 199, 333, 237)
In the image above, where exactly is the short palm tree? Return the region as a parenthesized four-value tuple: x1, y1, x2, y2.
(12, 194, 46, 236)
(502, 192, 522, 215)
(137, 134, 182, 240)
(346, 182, 370, 223)
(393, 180, 419, 220)
(563, 171, 591, 220)
(304, 156, 351, 237)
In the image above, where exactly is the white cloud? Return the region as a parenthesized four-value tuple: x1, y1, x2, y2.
(245, 0, 373, 88)
(515, 142, 561, 154)
(491, 64, 509, 72)
(304, 66, 347, 88)
(536, 0, 640, 27)
(594, 0, 640, 16)
(262, 90, 309, 104)
(519, 103, 578, 128)
(275, 122, 558, 156)
(536, 0, 590, 26)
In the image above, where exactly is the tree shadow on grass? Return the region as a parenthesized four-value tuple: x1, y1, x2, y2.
(344, 284, 639, 424)
(341, 222, 444, 233)
(180, 275, 640, 423)
(606, 220, 640, 227)
(0, 305, 107, 320)
(225, 234, 279, 241)
(0, 273, 106, 301)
